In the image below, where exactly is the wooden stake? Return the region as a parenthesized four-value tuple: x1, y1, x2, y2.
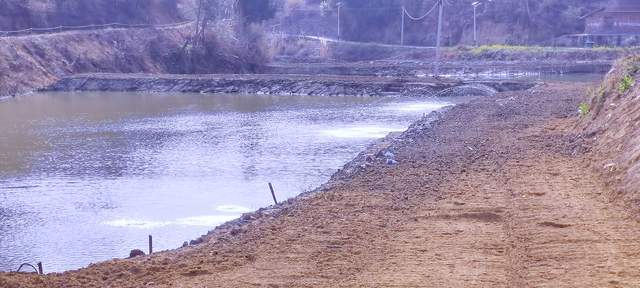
(37, 262, 43, 275)
(148, 235, 153, 255)
(269, 183, 278, 205)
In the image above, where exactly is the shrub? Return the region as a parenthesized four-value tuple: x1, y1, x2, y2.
(618, 75, 635, 93)
(578, 102, 590, 117)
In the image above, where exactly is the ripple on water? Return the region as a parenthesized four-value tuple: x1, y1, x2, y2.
(321, 126, 406, 139)
(103, 215, 240, 230)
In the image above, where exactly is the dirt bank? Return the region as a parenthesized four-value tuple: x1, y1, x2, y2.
(3, 79, 640, 287)
(0, 0, 267, 98)
(48, 73, 535, 97)
(0, 23, 262, 98)
(578, 56, 640, 216)
(0, 25, 184, 97)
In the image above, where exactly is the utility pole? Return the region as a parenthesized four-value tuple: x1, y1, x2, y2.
(337, 2, 342, 41)
(401, 5, 405, 45)
(472, 1, 483, 47)
(435, 0, 444, 76)
(473, 4, 477, 46)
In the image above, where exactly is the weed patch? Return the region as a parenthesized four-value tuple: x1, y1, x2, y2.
(619, 75, 635, 93)
(579, 102, 590, 117)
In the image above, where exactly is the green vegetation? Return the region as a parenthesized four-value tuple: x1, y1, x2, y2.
(468, 44, 623, 54)
(584, 56, 640, 117)
(446, 44, 625, 62)
(619, 75, 635, 93)
(578, 102, 590, 117)
(470, 45, 545, 54)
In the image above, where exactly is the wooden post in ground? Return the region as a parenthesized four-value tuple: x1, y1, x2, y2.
(269, 183, 278, 205)
(148, 235, 153, 255)
(37, 262, 43, 275)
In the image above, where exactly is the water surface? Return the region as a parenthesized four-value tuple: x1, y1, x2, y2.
(0, 91, 467, 272)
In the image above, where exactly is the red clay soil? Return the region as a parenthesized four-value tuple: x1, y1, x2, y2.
(2, 82, 640, 287)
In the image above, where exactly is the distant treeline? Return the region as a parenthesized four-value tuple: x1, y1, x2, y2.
(280, 0, 612, 45)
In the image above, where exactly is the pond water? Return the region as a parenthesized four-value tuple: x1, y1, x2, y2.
(0, 91, 470, 272)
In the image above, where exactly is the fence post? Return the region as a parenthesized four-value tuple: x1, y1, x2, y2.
(148, 235, 153, 255)
(268, 183, 278, 205)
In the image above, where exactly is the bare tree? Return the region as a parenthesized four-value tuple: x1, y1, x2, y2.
(191, 0, 239, 49)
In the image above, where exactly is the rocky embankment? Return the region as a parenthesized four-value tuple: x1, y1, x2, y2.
(48, 73, 536, 97)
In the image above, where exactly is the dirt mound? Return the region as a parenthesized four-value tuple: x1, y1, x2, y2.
(0, 26, 191, 97)
(579, 55, 640, 212)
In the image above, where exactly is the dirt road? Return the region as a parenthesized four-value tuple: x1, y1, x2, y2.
(2, 82, 640, 287)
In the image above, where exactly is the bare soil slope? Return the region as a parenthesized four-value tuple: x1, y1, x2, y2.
(2, 80, 640, 287)
(0, 25, 191, 97)
(0, 0, 263, 98)
(0, 23, 261, 97)
(579, 56, 640, 215)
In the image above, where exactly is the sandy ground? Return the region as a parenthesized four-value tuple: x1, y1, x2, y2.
(2, 82, 640, 287)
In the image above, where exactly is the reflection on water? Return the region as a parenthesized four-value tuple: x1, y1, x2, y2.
(0, 91, 468, 272)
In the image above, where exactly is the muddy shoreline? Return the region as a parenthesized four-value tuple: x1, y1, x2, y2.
(184, 105, 453, 247)
(48, 73, 535, 97)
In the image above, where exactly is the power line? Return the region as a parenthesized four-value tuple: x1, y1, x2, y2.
(403, 1, 440, 21)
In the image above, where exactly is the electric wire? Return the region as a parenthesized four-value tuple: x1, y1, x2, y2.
(403, 1, 440, 21)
